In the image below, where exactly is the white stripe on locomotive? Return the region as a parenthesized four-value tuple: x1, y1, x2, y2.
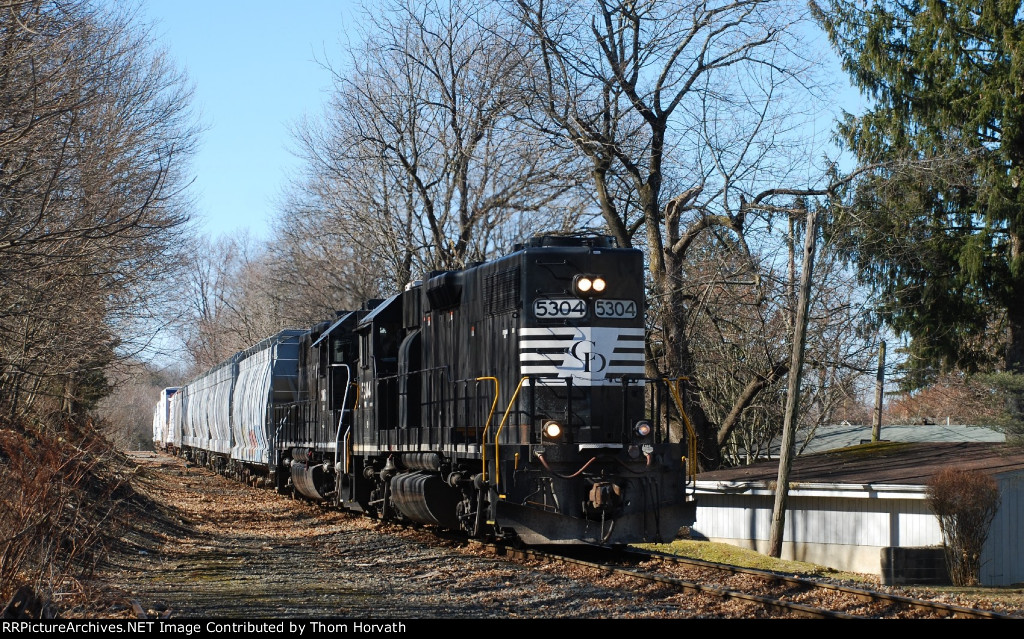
(519, 327, 644, 385)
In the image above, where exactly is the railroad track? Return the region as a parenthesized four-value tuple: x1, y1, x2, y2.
(486, 543, 1018, 619)
(130, 452, 1018, 619)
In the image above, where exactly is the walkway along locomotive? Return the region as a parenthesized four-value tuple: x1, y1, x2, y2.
(154, 233, 698, 546)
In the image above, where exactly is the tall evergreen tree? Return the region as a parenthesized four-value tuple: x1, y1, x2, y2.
(814, 0, 1024, 386)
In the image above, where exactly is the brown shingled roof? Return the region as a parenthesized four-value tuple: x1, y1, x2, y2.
(696, 442, 1024, 486)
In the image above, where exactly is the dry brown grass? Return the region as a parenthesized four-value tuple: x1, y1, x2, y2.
(0, 416, 133, 617)
(637, 538, 1024, 613)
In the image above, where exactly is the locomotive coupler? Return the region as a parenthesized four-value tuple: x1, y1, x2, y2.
(587, 481, 623, 514)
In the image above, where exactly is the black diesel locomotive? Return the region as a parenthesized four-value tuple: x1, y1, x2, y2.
(156, 233, 697, 546)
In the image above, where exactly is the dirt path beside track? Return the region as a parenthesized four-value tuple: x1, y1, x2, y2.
(88, 452, 692, 620)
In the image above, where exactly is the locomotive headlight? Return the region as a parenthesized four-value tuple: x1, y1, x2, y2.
(542, 420, 563, 440)
(634, 420, 652, 438)
(574, 274, 607, 297)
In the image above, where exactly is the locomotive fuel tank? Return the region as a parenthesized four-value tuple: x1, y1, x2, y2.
(290, 458, 331, 501)
(389, 472, 463, 530)
(382, 452, 464, 530)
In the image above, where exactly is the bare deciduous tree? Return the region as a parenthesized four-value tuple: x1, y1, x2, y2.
(0, 0, 199, 421)
(286, 0, 591, 293)
(268, 200, 385, 321)
(509, 0, 861, 469)
(94, 358, 182, 452)
(177, 233, 296, 375)
(677, 210, 876, 465)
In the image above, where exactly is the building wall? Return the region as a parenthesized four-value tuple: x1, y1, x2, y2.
(693, 493, 942, 575)
(692, 480, 1023, 585)
(986, 473, 1024, 586)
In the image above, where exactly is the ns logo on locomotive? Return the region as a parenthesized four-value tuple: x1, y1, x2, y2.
(153, 233, 697, 546)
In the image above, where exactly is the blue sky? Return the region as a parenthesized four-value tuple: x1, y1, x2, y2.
(134, 1, 862, 242)
(136, 0, 361, 240)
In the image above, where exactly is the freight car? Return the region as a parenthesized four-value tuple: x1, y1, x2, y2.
(151, 386, 178, 454)
(158, 233, 697, 546)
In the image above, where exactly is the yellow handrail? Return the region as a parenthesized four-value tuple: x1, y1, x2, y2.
(667, 377, 698, 487)
(492, 376, 529, 491)
(476, 376, 499, 484)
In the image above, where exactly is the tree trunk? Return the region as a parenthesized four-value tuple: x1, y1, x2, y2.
(1005, 232, 1024, 419)
(650, 237, 725, 471)
(1007, 233, 1024, 373)
(769, 209, 816, 558)
(872, 341, 885, 442)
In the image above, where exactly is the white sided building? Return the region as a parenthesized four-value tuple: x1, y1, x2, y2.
(691, 441, 1024, 586)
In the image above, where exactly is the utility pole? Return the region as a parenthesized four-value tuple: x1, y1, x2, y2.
(769, 208, 816, 558)
(872, 341, 885, 442)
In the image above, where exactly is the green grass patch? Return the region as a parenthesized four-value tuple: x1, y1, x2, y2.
(633, 539, 875, 583)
